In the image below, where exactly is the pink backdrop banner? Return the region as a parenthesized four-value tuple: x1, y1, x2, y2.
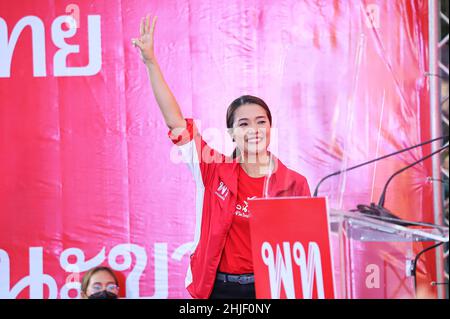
(0, 0, 437, 298)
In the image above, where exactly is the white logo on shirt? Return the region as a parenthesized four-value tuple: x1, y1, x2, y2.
(235, 196, 257, 218)
(215, 181, 229, 201)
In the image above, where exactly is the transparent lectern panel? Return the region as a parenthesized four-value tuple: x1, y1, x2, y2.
(328, 210, 448, 299)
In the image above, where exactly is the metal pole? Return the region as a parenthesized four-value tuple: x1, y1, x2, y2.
(428, 0, 445, 299)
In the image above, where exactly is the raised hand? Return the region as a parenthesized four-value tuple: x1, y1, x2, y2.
(132, 15, 158, 65)
(132, 15, 185, 130)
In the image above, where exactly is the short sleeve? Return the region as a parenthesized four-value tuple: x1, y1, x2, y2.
(168, 118, 196, 146)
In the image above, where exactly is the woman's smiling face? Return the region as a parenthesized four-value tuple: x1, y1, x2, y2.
(230, 103, 271, 159)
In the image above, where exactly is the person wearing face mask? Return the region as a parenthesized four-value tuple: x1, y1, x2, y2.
(132, 15, 311, 299)
(80, 266, 120, 299)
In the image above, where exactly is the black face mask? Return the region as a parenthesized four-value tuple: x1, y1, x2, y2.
(88, 290, 118, 299)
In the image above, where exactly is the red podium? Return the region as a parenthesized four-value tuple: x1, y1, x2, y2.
(248, 197, 449, 299)
(248, 197, 336, 299)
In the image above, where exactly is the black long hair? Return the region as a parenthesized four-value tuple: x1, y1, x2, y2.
(226, 95, 272, 158)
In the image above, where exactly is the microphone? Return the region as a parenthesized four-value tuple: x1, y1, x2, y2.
(378, 143, 449, 208)
(312, 135, 449, 197)
(354, 141, 448, 227)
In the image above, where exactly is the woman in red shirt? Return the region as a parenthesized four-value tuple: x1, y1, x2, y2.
(132, 15, 310, 299)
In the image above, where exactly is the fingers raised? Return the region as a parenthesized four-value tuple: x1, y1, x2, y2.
(145, 15, 150, 34)
(150, 16, 158, 35)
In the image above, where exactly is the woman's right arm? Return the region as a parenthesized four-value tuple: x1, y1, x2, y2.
(132, 15, 186, 131)
(132, 15, 224, 172)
